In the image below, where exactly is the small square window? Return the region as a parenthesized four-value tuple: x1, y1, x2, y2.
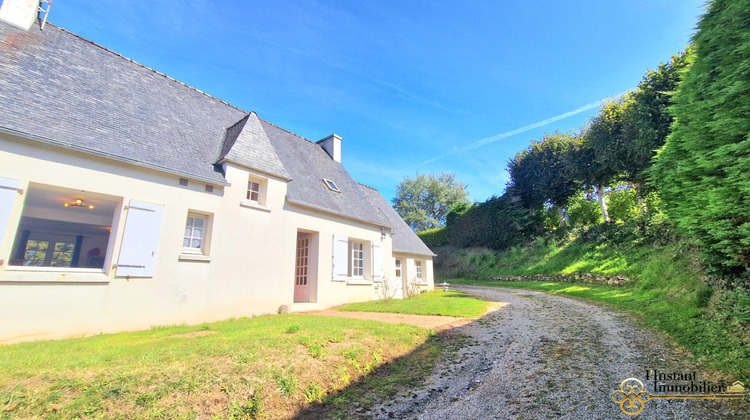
(323, 178, 340, 193)
(179, 178, 188, 186)
(205, 184, 214, 193)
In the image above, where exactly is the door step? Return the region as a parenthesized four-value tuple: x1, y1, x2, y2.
(290, 302, 322, 313)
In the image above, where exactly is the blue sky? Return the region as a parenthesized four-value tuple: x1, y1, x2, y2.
(49, 0, 704, 202)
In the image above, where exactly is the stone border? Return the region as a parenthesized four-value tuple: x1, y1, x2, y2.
(485, 273, 629, 286)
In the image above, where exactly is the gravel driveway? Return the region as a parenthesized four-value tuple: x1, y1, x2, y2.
(365, 285, 743, 420)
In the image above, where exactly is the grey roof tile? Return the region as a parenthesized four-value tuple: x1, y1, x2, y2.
(222, 112, 290, 179)
(260, 119, 391, 227)
(0, 20, 246, 184)
(358, 184, 436, 257)
(0, 18, 424, 236)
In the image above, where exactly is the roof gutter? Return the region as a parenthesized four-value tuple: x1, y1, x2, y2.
(392, 249, 438, 258)
(0, 125, 231, 186)
(286, 197, 393, 230)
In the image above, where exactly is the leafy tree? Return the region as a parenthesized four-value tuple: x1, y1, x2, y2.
(653, 0, 750, 282)
(607, 184, 639, 223)
(577, 97, 631, 222)
(507, 131, 580, 227)
(627, 49, 691, 195)
(567, 191, 603, 227)
(393, 172, 469, 232)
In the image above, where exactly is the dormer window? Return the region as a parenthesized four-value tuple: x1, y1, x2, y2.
(247, 179, 261, 202)
(323, 178, 340, 193)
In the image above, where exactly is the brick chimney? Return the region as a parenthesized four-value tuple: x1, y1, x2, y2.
(316, 134, 342, 163)
(0, 0, 40, 31)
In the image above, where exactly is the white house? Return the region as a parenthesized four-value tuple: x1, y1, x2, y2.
(0, 0, 435, 343)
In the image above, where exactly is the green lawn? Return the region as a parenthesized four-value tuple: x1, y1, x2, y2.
(338, 290, 491, 317)
(0, 315, 443, 419)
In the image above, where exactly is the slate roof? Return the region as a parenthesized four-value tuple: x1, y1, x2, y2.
(0, 18, 433, 257)
(0, 20, 247, 184)
(358, 184, 436, 257)
(260, 119, 391, 227)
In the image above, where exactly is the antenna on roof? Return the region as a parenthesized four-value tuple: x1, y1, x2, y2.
(38, 0, 52, 30)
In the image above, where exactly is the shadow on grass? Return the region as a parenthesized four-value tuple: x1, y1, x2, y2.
(291, 317, 475, 419)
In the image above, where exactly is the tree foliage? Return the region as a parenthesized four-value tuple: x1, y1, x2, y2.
(653, 0, 750, 282)
(567, 192, 603, 227)
(507, 131, 581, 212)
(628, 49, 691, 191)
(393, 172, 469, 232)
(450, 194, 544, 250)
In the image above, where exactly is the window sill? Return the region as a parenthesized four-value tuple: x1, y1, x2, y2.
(240, 200, 270, 212)
(178, 253, 211, 263)
(347, 278, 372, 285)
(3, 266, 104, 273)
(1, 267, 109, 283)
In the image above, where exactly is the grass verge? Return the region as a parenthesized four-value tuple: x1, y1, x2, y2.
(0, 315, 442, 419)
(436, 225, 750, 382)
(338, 290, 491, 317)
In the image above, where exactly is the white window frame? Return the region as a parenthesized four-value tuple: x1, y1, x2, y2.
(240, 175, 270, 212)
(350, 241, 365, 278)
(182, 211, 212, 257)
(247, 179, 262, 203)
(415, 260, 424, 282)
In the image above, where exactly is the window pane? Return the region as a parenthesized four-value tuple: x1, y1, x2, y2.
(183, 238, 190, 247)
(24, 240, 49, 266)
(186, 217, 195, 227)
(193, 228, 202, 238)
(191, 239, 201, 248)
(51, 242, 75, 267)
(193, 218, 204, 228)
(250, 191, 259, 201)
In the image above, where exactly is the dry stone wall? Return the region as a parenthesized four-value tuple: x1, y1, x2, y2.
(486, 273, 629, 286)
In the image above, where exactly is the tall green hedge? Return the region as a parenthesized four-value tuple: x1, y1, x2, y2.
(653, 0, 750, 284)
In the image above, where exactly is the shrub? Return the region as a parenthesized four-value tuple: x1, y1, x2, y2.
(418, 227, 450, 247)
(567, 193, 602, 227)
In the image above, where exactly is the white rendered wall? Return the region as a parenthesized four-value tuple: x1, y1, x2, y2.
(0, 133, 432, 343)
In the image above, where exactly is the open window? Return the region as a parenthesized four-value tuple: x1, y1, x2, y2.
(8, 184, 119, 270)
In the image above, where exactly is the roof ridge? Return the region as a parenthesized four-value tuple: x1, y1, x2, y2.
(257, 117, 317, 144)
(46, 22, 247, 113)
(357, 182, 378, 191)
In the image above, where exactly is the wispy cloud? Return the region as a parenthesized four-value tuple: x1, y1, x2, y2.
(422, 97, 612, 164)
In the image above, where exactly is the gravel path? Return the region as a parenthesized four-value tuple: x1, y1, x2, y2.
(365, 285, 742, 420)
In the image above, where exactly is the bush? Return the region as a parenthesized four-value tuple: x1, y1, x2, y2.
(418, 227, 450, 247)
(607, 185, 639, 222)
(449, 194, 544, 250)
(567, 193, 602, 227)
